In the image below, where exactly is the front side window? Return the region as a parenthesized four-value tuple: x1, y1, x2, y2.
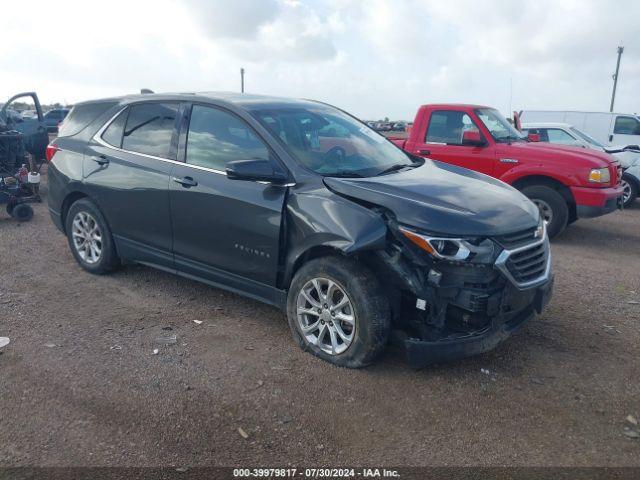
(614, 116, 640, 135)
(122, 103, 178, 159)
(251, 104, 414, 177)
(476, 108, 526, 143)
(425, 111, 479, 145)
(186, 105, 269, 171)
(546, 128, 578, 145)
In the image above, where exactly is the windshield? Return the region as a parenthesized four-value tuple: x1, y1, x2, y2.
(569, 126, 605, 148)
(251, 104, 414, 177)
(475, 108, 526, 143)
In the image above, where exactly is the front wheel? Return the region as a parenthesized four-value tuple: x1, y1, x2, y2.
(521, 185, 569, 239)
(621, 174, 638, 207)
(286, 256, 391, 368)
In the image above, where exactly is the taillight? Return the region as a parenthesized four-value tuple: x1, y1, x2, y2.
(46, 143, 60, 162)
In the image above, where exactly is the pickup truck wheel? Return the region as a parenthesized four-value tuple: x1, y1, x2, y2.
(65, 199, 120, 274)
(287, 256, 390, 368)
(621, 174, 638, 207)
(522, 185, 568, 239)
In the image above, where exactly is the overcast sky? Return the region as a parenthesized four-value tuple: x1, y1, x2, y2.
(1, 0, 638, 119)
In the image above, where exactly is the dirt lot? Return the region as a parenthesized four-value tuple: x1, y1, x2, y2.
(0, 172, 639, 468)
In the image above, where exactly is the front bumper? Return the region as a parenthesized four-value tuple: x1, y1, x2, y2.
(405, 274, 554, 368)
(571, 185, 624, 218)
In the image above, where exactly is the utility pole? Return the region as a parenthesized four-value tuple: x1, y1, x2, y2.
(610, 46, 624, 112)
(240, 68, 245, 93)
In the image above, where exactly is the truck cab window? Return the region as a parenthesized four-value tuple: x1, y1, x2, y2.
(426, 111, 478, 145)
(614, 116, 640, 135)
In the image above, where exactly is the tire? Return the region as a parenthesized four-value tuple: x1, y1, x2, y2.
(621, 174, 638, 207)
(286, 255, 391, 368)
(6, 203, 15, 216)
(65, 198, 120, 274)
(10, 203, 33, 222)
(521, 185, 569, 239)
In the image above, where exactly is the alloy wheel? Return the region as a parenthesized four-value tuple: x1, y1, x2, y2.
(71, 211, 103, 264)
(296, 277, 356, 355)
(621, 179, 631, 205)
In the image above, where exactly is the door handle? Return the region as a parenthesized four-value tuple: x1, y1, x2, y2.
(418, 149, 431, 155)
(172, 176, 198, 188)
(609, 134, 614, 142)
(91, 155, 109, 165)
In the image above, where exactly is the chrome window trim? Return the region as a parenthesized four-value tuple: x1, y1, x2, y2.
(93, 104, 296, 186)
(494, 224, 551, 290)
(93, 105, 227, 176)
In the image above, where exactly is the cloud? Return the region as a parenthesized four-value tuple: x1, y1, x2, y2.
(0, 0, 638, 119)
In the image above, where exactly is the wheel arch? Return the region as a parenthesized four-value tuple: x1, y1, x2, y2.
(511, 175, 577, 223)
(60, 191, 89, 233)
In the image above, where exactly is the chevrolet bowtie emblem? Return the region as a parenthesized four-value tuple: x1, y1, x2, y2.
(534, 226, 544, 238)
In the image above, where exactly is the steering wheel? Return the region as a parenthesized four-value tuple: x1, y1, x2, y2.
(322, 146, 347, 167)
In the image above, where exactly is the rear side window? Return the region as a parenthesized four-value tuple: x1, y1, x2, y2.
(523, 128, 549, 142)
(101, 109, 128, 148)
(186, 105, 269, 171)
(122, 103, 178, 159)
(614, 116, 640, 135)
(58, 102, 117, 137)
(546, 129, 576, 144)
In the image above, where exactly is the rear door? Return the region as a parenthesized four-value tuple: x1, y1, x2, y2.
(84, 101, 178, 268)
(411, 109, 495, 175)
(169, 103, 287, 297)
(611, 115, 640, 146)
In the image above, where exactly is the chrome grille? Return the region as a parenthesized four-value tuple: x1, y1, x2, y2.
(506, 242, 548, 283)
(495, 224, 551, 289)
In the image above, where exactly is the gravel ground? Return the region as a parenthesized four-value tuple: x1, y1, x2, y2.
(0, 171, 639, 468)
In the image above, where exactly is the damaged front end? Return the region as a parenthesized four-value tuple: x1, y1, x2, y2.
(370, 216, 554, 368)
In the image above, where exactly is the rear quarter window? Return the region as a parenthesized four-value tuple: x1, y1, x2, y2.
(58, 102, 117, 137)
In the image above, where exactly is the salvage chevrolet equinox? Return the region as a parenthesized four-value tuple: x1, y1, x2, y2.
(47, 93, 554, 368)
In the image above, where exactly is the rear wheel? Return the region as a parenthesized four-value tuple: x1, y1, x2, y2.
(621, 174, 638, 207)
(65, 198, 120, 274)
(521, 185, 568, 239)
(287, 256, 390, 368)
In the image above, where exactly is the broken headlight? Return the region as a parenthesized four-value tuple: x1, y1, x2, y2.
(399, 227, 493, 262)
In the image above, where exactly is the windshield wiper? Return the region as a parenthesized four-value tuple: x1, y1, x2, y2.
(325, 171, 367, 178)
(375, 162, 415, 176)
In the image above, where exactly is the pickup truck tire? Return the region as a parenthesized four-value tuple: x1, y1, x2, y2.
(621, 173, 638, 207)
(287, 256, 391, 368)
(65, 198, 120, 274)
(521, 185, 568, 239)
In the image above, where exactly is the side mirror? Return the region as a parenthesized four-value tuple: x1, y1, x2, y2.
(527, 133, 541, 142)
(461, 130, 485, 147)
(226, 159, 288, 184)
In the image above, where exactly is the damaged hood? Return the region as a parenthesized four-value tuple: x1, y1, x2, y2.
(323, 160, 539, 237)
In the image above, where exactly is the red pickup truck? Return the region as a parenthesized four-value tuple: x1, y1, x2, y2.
(390, 104, 624, 238)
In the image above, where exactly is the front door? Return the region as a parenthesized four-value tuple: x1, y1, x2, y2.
(169, 104, 287, 299)
(84, 102, 179, 268)
(0, 92, 48, 163)
(411, 109, 495, 176)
